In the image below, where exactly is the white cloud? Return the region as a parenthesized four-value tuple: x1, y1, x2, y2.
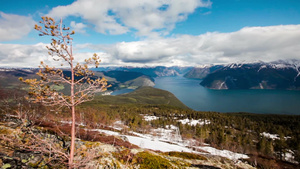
(0, 43, 47, 67)
(1, 25, 300, 67)
(70, 21, 87, 34)
(0, 12, 35, 41)
(47, 0, 211, 37)
(0, 43, 112, 68)
(97, 24, 300, 66)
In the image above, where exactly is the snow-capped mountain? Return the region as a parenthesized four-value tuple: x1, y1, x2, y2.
(185, 60, 300, 90)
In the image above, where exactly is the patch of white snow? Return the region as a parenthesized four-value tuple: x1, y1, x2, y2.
(261, 132, 279, 140)
(178, 118, 210, 126)
(197, 146, 249, 161)
(143, 115, 159, 121)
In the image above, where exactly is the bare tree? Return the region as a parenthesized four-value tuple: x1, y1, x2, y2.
(20, 16, 109, 168)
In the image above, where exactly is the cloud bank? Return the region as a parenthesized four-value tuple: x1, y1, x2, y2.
(0, 12, 35, 41)
(47, 0, 211, 37)
(94, 24, 300, 66)
(0, 25, 299, 67)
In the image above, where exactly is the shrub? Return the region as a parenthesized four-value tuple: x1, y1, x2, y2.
(164, 151, 207, 160)
(136, 151, 173, 169)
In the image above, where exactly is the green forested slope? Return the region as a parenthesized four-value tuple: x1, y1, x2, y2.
(88, 86, 189, 109)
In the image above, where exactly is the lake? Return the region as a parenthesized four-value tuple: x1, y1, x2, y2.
(154, 76, 300, 115)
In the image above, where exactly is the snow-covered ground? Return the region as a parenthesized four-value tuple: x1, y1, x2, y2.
(261, 132, 279, 140)
(149, 125, 182, 142)
(197, 146, 249, 161)
(260, 132, 291, 140)
(142, 115, 211, 126)
(143, 115, 159, 121)
(283, 150, 298, 164)
(90, 121, 249, 161)
(178, 118, 211, 126)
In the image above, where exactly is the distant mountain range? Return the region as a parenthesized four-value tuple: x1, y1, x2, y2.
(2, 60, 300, 91)
(93, 66, 192, 77)
(0, 69, 155, 92)
(185, 60, 300, 90)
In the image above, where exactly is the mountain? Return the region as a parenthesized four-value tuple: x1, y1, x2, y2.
(196, 60, 300, 90)
(90, 86, 189, 109)
(0, 68, 155, 92)
(184, 65, 224, 79)
(94, 66, 192, 77)
(0, 68, 38, 88)
(102, 71, 155, 90)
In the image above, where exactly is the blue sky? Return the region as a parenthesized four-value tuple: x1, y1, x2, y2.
(0, 0, 300, 67)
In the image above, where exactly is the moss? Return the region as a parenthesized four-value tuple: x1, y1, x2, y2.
(113, 149, 134, 164)
(136, 151, 174, 169)
(2, 163, 11, 169)
(28, 161, 49, 169)
(21, 159, 28, 163)
(164, 151, 207, 160)
(83, 140, 102, 148)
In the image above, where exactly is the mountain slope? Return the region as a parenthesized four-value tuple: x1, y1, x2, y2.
(90, 86, 189, 109)
(0, 68, 37, 88)
(0, 69, 155, 92)
(184, 65, 224, 79)
(184, 60, 300, 90)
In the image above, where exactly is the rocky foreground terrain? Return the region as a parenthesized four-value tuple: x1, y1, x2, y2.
(0, 114, 255, 169)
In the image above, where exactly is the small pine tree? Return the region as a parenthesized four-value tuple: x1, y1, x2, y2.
(20, 16, 109, 168)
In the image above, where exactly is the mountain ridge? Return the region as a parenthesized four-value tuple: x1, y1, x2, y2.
(184, 60, 300, 90)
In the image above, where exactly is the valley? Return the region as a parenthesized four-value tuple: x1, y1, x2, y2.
(1, 85, 300, 168)
(1, 63, 300, 168)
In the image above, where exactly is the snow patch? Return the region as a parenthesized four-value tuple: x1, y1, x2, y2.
(178, 118, 210, 126)
(60, 120, 85, 126)
(150, 125, 182, 143)
(112, 120, 128, 130)
(260, 132, 291, 140)
(90, 125, 249, 161)
(196, 146, 249, 161)
(261, 132, 279, 140)
(102, 91, 112, 96)
(143, 115, 159, 121)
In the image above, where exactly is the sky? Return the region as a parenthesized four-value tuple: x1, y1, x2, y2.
(0, 0, 300, 67)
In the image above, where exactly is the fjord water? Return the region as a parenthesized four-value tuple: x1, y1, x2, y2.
(154, 76, 300, 115)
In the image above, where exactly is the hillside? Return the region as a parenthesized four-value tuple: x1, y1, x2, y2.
(88, 86, 189, 109)
(102, 71, 155, 90)
(0, 111, 255, 169)
(1, 96, 299, 168)
(1, 83, 300, 168)
(0, 69, 37, 89)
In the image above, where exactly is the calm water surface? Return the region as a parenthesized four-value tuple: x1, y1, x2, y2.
(154, 76, 300, 115)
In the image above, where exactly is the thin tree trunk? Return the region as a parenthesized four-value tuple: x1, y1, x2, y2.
(69, 59, 75, 168)
(69, 104, 75, 168)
